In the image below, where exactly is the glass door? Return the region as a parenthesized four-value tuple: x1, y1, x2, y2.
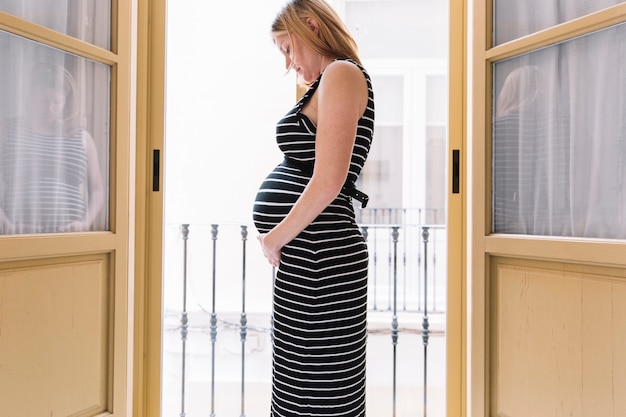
(0, 1, 135, 416)
(471, 1, 626, 415)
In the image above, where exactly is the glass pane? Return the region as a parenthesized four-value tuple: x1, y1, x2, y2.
(0, 0, 111, 50)
(0, 30, 110, 234)
(492, 23, 626, 239)
(493, 0, 623, 45)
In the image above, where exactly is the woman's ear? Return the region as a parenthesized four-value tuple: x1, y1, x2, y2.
(305, 17, 320, 35)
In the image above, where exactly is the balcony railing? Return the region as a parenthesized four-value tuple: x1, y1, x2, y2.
(161, 209, 447, 417)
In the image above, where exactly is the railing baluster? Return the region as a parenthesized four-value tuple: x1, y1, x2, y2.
(400, 210, 406, 311)
(390, 226, 399, 417)
(387, 229, 392, 311)
(361, 226, 369, 274)
(432, 229, 438, 312)
(418, 229, 423, 312)
(210, 224, 219, 417)
(402, 224, 407, 311)
(240, 225, 248, 417)
(180, 224, 189, 417)
(421, 226, 431, 417)
(372, 222, 379, 310)
(361, 225, 369, 245)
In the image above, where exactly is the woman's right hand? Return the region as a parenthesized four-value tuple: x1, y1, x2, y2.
(0, 217, 16, 234)
(258, 233, 282, 268)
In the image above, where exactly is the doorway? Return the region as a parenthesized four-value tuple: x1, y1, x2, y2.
(160, 1, 456, 416)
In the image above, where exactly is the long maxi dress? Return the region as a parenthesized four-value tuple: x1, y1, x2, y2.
(253, 58, 375, 417)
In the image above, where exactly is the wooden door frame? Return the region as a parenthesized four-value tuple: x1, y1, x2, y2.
(447, 0, 468, 415)
(470, 2, 626, 416)
(0, 1, 137, 415)
(132, 0, 470, 415)
(132, 0, 166, 415)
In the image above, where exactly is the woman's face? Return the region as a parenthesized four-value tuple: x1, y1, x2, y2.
(274, 33, 323, 84)
(31, 87, 67, 123)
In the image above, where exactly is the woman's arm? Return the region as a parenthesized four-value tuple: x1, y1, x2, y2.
(258, 60, 368, 266)
(58, 131, 105, 232)
(0, 118, 13, 234)
(83, 131, 106, 228)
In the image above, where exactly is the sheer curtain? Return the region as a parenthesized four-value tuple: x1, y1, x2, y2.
(0, 1, 110, 235)
(492, 2, 626, 239)
(0, 0, 110, 49)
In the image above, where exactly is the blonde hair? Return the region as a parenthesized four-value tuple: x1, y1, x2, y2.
(495, 65, 541, 118)
(272, 0, 361, 67)
(28, 62, 80, 134)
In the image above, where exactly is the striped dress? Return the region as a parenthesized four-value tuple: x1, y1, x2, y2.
(0, 119, 88, 234)
(253, 59, 375, 417)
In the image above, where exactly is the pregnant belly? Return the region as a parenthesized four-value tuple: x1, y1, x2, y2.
(252, 165, 307, 233)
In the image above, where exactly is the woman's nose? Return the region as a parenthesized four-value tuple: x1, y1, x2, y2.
(285, 55, 291, 70)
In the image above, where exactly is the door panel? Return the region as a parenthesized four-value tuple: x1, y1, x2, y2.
(0, 255, 110, 417)
(490, 257, 626, 417)
(471, 1, 626, 416)
(0, 0, 134, 415)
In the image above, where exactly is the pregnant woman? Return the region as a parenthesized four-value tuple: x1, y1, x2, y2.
(252, 1, 375, 416)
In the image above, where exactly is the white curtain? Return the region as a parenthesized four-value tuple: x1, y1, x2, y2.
(494, 0, 623, 45)
(0, 1, 110, 235)
(492, 2, 626, 239)
(0, 0, 110, 49)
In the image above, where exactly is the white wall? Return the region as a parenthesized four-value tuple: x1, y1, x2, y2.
(164, 0, 294, 226)
(163, 1, 294, 313)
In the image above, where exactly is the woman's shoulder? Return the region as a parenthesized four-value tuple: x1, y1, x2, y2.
(318, 59, 369, 115)
(324, 58, 364, 77)
(320, 59, 367, 89)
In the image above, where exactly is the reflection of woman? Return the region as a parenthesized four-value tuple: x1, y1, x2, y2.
(493, 65, 571, 235)
(494, 65, 540, 119)
(493, 66, 541, 233)
(0, 63, 104, 234)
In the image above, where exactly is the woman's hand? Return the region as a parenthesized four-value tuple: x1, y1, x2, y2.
(0, 218, 16, 234)
(0, 209, 19, 234)
(0, 221, 42, 234)
(57, 220, 90, 233)
(258, 233, 282, 268)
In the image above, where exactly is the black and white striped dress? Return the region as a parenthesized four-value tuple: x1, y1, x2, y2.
(253, 59, 374, 417)
(0, 119, 88, 234)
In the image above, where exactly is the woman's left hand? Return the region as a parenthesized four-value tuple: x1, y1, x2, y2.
(258, 233, 282, 268)
(58, 220, 90, 233)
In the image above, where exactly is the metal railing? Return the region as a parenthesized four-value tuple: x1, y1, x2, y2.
(162, 213, 447, 417)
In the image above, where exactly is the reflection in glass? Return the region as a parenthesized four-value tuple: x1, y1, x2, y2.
(493, 0, 623, 45)
(492, 23, 626, 239)
(0, 0, 111, 50)
(0, 31, 110, 234)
